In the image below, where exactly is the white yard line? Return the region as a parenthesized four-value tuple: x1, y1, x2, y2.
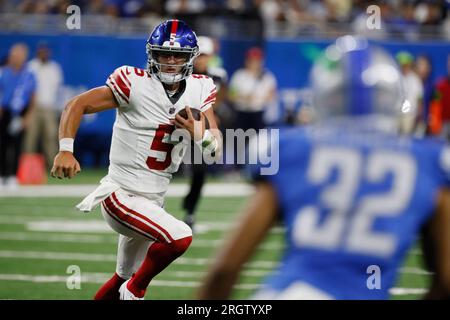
(0, 250, 279, 269)
(0, 216, 284, 234)
(0, 273, 427, 296)
(0, 250, 118, 262)
(0, 231, 285, 250)
(26, 220, 113, 233)
(0, 232, 117, 243)
(80, 270, 270, 279)
(0, 216, 85, 225)
(409, 249, 423, 255)
(169, 270, 271, 278)
(0, 273, 260, 290)
(389, 288, 428, 295)
(0, 248, 432, 275)
(0, 183, 253, 198)
(399, 267, 433, 276)
(0, 230, 428, 254)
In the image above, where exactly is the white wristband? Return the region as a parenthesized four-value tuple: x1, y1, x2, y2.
(198, 130, 218, 154)
(59, 138, 74, 153)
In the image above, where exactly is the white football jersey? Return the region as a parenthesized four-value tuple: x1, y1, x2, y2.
(105, 65, 216, 196)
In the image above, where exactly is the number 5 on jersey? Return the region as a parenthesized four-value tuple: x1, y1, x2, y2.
(146, 124, 175, 170)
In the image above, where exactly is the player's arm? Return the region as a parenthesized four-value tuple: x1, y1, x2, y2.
(174, 77, 222, 156)
(198, 79, 221, 155)
(202, 105, 220, 138)
(200, 106, 224, 158)
(202, 105, 218, 131)
(197, 181, 278, 299)
(51, 86, 119, 179)
(422, 188, 450, 299)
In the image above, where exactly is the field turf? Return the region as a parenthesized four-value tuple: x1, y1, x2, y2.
(0, 170, 430, 300)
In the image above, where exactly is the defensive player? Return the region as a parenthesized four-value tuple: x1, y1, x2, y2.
(198, 36, 450, 300)
(51, 19, 220, 300)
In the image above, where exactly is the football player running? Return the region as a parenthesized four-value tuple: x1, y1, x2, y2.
(198, 36, 450, 300)
(51, 19, 220, 300)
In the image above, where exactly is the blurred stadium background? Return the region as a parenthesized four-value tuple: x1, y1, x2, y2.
(0, 0, 449, 299)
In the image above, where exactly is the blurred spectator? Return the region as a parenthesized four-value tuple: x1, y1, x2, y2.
(443, 2, 450, 39)
(18, 0, 39, 14)
(1, 0, 447, 39)
(396, 51, 424, 134)
(225, 0, 254, 13)
(257, 0, 285, 23)
(388, 1, 420, 39)
(434, 54, 450, 140)
(139, 0, 164, 17)
(208, 37, 225, 69)
(0, 43, 36, 188)
(228, 47, 277, 131)
(414, 0, 446, 26)
(258, 0, 325, 28)
(324, 0, 352, 23)
(165, 0, 206, 14)
(415, 54, 434, 131)
(104, 0, 145, 17)
(54, 0, 72, 15)
(25, 42, 63, 168)
(85, 0, 108, 15)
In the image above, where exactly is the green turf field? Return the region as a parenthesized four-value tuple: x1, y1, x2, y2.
(45, 168, 243, 185)
(0, 191, 430, 300)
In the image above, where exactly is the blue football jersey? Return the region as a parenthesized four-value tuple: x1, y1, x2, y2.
(250, 125, 450, 299)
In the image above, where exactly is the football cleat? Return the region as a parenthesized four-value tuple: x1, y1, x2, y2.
(119, 279, 144, 300)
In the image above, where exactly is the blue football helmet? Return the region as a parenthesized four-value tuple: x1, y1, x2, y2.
(146, 19, 199, 84)
(310, 35, 409, 132)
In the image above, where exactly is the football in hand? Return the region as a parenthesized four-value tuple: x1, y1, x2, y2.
(177, 107, 210, 129)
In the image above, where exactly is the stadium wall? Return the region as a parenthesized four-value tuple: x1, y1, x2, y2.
(1, 33, 448, 166)
(1, 34, 448, 89)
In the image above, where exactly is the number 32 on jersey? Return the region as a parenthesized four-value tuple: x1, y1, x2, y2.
(292, 146, 416, 258)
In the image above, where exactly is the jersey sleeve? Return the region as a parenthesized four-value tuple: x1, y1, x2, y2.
(200, 77, 217, 112)
(106, 66, 132, 108)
